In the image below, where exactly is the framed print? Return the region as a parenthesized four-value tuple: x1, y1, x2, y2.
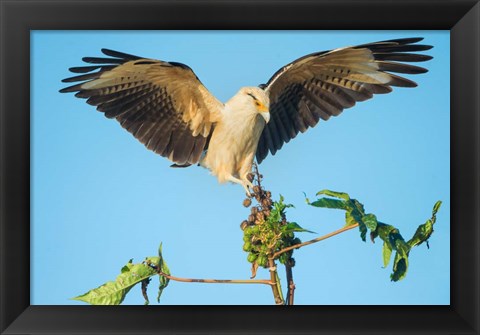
(1, 0, 479, 334)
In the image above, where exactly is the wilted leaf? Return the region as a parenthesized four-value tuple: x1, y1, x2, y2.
(72, 262, 157, 305)
(390, 245, 408, 281)
(391, 241, 410, 282)
(363, 213, 378, 231)
(375, 223, 396, 241)
(141, 279, 150, 305)
(251, 261, 259, 279)
(349, 199, 365, 216)
(358, 222, 368, 242)
(388, 230, 403, 250)
(408, 201, 442, 248)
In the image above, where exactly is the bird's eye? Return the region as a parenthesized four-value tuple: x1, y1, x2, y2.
(255, 101, 260, 106)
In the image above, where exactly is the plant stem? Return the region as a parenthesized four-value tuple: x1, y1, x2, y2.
(268, 258, 284, 305)
(157, 271, 274, 286)
(285, 261, 295, 305)
(273, 223, 360, 259)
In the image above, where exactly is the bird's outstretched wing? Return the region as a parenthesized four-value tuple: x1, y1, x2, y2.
(256, 37, 433, 163)
(60, 49, 223, 166)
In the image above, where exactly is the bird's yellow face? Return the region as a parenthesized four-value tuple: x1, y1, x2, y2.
(253, 98, 268, 113)
(245, 88, 270, 123)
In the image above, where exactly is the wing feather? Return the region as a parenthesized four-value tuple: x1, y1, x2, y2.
(256, 37, 432, 163)
(60, 49, 223, 165)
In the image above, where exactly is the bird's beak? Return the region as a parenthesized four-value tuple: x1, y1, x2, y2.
(260, 111, 270, 124)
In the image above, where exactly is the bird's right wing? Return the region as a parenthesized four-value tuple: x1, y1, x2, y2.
(256, 38, 432, 164)
(60, 49, 224, 166)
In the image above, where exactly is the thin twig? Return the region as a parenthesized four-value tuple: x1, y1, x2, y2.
(273, 223, 360, 259)
(252, 162, 263, 191)
(157, 271, 274, 286)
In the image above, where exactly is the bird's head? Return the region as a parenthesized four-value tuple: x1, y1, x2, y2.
(228, 87, 270, 123)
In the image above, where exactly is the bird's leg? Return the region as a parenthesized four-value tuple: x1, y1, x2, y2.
(226, 175, 253, 197)
(244, 180, 255, 196)
(237, 155, 256, 196)
(242, 175, 255, 194)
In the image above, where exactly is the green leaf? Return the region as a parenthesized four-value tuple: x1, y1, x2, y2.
(303, 192, 310, 204)
(391, 241, 410, 281)
(345, 210, 367, 241)
(345, 211, 358, 227)
(121, 259, 134, 273)
(407, 200, 442, 248)
(382, 241, 393, 268)
(349, 199, 365, 216)
(433, 200, 442, 214)
(375, 222, 396, 241)
(316, 189, 350, 200)
(363, 213, 378, 231)
(157, 243, 171, 303)
(388, 230, 402, 250)
(282, 222, 315, 234)
(390, 240, 410, 281)
(72, 262, 157, 305)
(358, 222, 368, 242)
(391, 252, 408, 282)
(145, 256, 161, 267)
(309, 198, 348, 210)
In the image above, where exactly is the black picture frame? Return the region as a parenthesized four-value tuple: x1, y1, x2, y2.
(1, 0, 478, 334)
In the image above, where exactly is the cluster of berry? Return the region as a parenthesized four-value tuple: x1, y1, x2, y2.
(240, 173, 299, 273)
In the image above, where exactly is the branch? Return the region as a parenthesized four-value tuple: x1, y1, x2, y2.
(273, 223, 360, 258)
(156, 271, 274, 286)
(268, 258, 284, 305)
(285, 260, 295, 305)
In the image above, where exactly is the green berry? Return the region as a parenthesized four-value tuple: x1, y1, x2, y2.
(257, 255, 268, 267)
(247, 253, 258, 263)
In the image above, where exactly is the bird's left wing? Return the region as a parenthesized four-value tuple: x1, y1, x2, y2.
(256, 37, 432, 163)
(60, 49, 223, 166)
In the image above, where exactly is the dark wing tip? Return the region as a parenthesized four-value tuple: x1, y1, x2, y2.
(168, 61, 193, 71)
(101, 48, 141, 60)
(59, 85, 78, 93)
(59, 82, 85, 93)
(69, 65, 97, 73)
(61, 72, 101, 83)
(384, 37, 424, 44)
(359, 37, 425, 46)
(61, 49, 143, 92)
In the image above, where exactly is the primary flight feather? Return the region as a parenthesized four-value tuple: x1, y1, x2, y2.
(60, 37, 432, 195)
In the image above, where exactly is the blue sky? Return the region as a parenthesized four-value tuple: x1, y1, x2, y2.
(31, 31, 449, 305)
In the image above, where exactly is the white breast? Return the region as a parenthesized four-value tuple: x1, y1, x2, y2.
(200, 99, 266, 184)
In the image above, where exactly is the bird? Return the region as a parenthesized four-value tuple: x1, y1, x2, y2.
(60, 37, 432, 195)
